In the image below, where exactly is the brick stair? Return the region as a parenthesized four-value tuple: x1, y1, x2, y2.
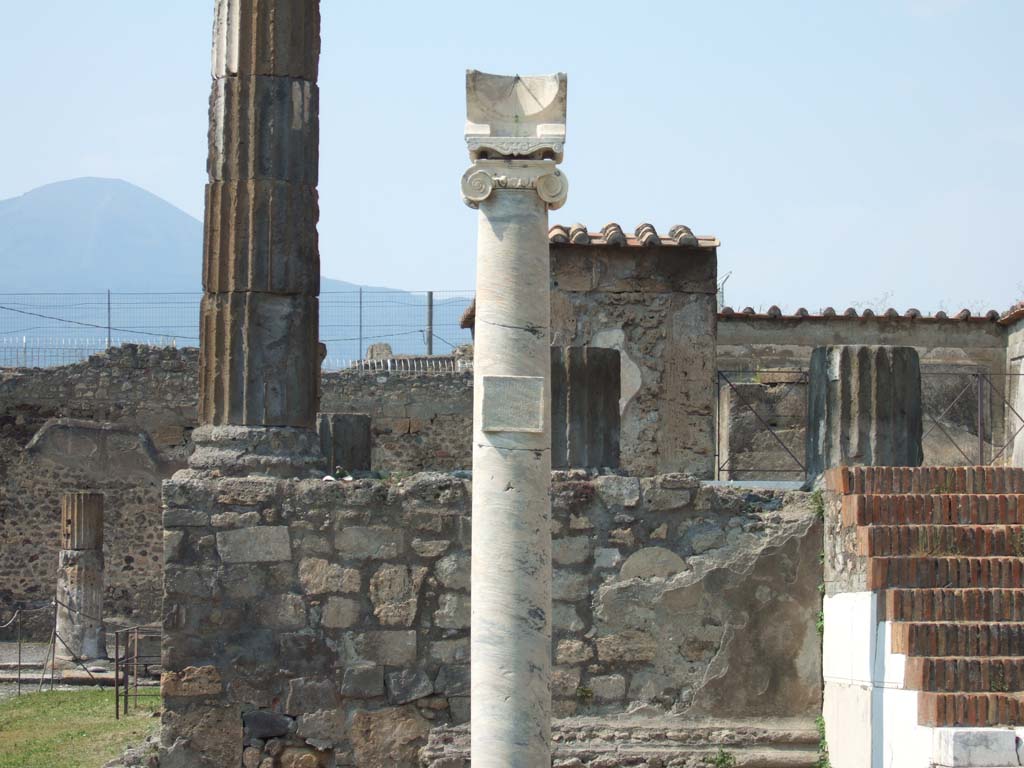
(827, 465, 1024, 727)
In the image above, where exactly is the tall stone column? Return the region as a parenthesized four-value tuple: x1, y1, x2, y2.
(55, 492, 106, 661)
(191, 0, 323, 475)
(462, 70, 568, 767)
(806, 345, 923, 478)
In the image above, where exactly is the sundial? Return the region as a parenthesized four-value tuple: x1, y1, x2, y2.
(465, 70, 566, 161)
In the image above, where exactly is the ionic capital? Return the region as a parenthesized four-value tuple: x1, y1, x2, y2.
(461, 159, 568, 210)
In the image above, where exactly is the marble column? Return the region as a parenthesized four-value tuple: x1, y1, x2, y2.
(806, 345, 923, 478)
(462, 70, 568, 767)
(192, 0, 323, 474)
(55, 492, 106, 661)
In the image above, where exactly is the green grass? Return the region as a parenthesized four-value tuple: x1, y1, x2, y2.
(0, 689, 159, 768)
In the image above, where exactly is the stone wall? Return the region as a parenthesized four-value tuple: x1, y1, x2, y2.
(0, 345, 196, 636)
(717, 313, 1017, 474)
(161, 471, 821, 767)
(319, 369, 471, 473)
(1008, 311, 1024, 467)
(551, 242, 718, 478)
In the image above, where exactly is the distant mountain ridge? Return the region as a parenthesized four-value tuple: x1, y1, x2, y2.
(0, 177, 378, 294)
(0, 178, 472, 363)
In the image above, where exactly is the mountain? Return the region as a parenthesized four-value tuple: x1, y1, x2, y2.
(0, 178, 472, 364)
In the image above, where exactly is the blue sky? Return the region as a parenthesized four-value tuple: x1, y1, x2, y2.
(1, 1, 1021, 312)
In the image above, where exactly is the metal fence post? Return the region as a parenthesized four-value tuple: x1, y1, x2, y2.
(426, 291, 434, 355)
(978, 372, 985, 464)
(358, 287, 363, 361)
(106, 290, 112, 350)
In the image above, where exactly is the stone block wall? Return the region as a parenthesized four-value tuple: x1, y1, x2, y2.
(161, 471, 821, 767)
(319, 369, 471, 472)
(1008, 311, 1024, 467)
(717, 313, 1019, 474)
(716, 375, 807, 481)
(551, 243, 718, 477)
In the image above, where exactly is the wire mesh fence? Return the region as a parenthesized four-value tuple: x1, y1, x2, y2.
(0, 290, 475, 370)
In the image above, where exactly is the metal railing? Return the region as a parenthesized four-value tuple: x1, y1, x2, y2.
(714, 370, 809, 482)
(113, 626, 161, 719)
(0, 290, 475, 370)
(921, 370, 1024, 466)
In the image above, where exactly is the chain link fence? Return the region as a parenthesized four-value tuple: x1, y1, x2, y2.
(0, 291, 474, 370)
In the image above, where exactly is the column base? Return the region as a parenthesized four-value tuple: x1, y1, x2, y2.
(188, 425, 324, 478)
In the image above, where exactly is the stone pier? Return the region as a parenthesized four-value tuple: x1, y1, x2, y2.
(55, 492, 106, 661)
(192, 0, 323, 474)
(462, 70, 568, 767)
(806, 345, 923, 478)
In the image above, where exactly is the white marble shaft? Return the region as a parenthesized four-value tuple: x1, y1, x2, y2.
(465, 69, 567, 768)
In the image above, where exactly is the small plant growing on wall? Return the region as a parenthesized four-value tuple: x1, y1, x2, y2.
(709, 748, 737, 768)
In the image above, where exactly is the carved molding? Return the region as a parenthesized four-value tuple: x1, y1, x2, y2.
(461, 160, 568, 210)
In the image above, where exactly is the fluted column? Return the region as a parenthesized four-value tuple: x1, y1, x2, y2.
(806, 345, 923, 478)
(463, 70, 568, 767)
(55, 492, 106, 661)
(196, 0, 321, 436)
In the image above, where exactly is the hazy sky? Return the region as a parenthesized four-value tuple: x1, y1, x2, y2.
(2, 1, 1021, 312)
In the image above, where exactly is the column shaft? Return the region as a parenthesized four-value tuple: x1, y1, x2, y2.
(56, 492, 106, 661)
(471, 190, 552, 767)
(198, 0, 321, 430)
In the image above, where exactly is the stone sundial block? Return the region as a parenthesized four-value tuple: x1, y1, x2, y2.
(465, 70, 567, 161)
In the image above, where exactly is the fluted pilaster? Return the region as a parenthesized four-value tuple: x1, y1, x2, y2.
(807, 345, 923, 478)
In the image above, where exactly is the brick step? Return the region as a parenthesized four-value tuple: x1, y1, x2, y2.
(857, 526, 1024, 557)
(893, 622, 1024, 657)
(826, 466, 1024, 496)
(918, 691, 1024, 726)
(884, 589, 1024, 622)
(842, 494, 1024, 527)
(906, 656, 1024, 693)
(868, 557, 1024, 590)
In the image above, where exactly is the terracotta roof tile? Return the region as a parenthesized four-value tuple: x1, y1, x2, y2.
(548, 222, 717, 248)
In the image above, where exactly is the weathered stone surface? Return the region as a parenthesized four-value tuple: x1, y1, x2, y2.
(369, 564, 425, 626)
(554, 639, 592, 665)
(198, 293, 320, 429)
(385, 668, 433, 705)
(257, 593, 306, 629)
(553, 535, 591, 565)
(551, 666, 581, 698)
(590, 674, 627, 702)
(202, 181, 319, 294)
(349, 705, 431, 768)
(161, 666, 222, 698)
(619, 547, 687, 580)
(321, 596, 360, 629)
(429, 638, 470, 665)
(208, 79, 318, 185)
(434, 552, 469, 591)
(595, 631, 658, 663)
(284, 677, 338, 715)
(243, 710, 292, 740)
(353, 630, 417, 666)
(55, 547, 106, 660)
(341, 663, 384, 698)
(434, 592, 470, 629)
(298, 558, 359, 594)
(160, 704, 243, 768)
(278, 746, 330, 768)
(553, 570, 589, 601)
(334, 526, 403, 560)
(434, 664, 470, 696)
(806, 345, 923, 478)
(60, 491, 104, 550)
(593, 475, 640, 508)
(212, 0, 321, 79)
(216, 526, 291, 563)
(295, 708, 346, 749)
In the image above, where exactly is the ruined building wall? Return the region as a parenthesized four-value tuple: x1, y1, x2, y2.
(550, 241, 718, 478)
(161, 471, 821, 767)
(319, 370, 471, 472)
(1008, 311, 1024, 466)
(0, 346, 471, 636)
(717, 313, 1014, 473)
